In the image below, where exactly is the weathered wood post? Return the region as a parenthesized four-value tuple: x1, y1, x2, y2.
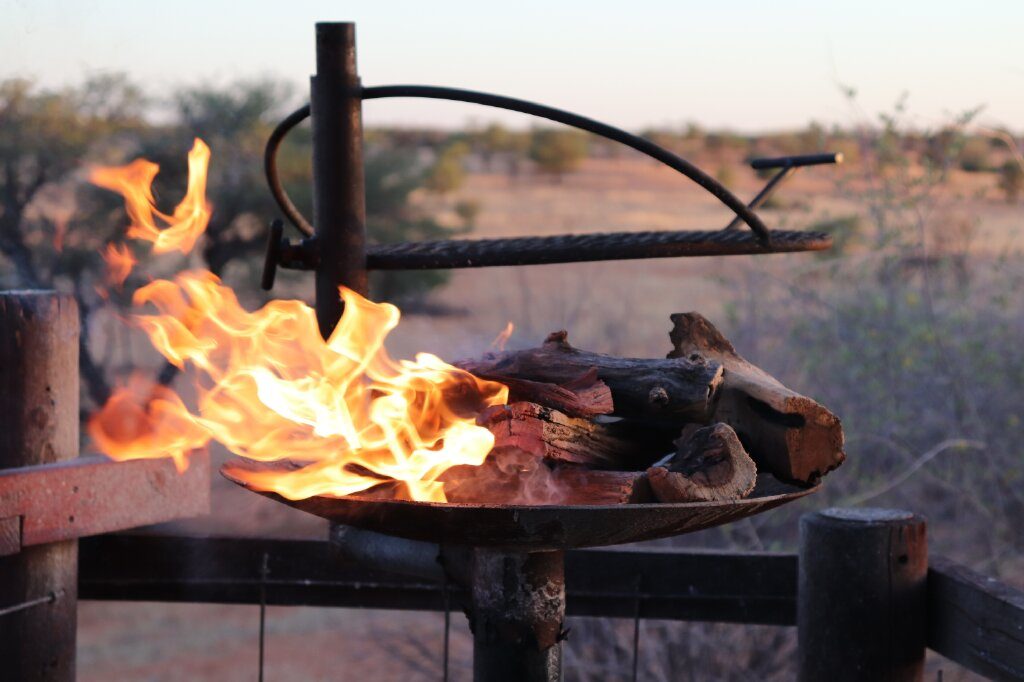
(798, 508, 927, 682)
(0, 292, 79, 681)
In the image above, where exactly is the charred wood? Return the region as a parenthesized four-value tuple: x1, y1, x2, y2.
(668, 313, 844, 484)
(647, 423, 757, 503)
(458, 331, 723, 422)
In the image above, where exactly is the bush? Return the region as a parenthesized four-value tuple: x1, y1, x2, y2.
(423, 141, 469, 194)
(364, 149, 471, 305)
(529, 128, 588, 177)
(958, 137, 992, 172)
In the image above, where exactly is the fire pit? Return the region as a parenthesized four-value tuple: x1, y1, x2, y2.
(212, 22, 845, 682)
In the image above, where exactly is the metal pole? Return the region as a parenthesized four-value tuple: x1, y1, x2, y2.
(798, 508, 927, 682)
(470, 549, 565, 682)
(311, 21, 368, 339)
(0, 292, 79, 681)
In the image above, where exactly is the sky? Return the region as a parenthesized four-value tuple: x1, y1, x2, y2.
(2, 0, 1022, 133)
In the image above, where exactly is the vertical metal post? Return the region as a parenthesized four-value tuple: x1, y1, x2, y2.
(798, 508, 927, 682)
(311, 21, 368, 339)
(0, 292, 79, 681)
(470, 549, 565, 682)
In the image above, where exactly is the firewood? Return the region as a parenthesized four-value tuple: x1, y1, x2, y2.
(476, 368, 614, 419)
(646, 423, 757, 503)
(458, 331, 723, 422)
(478, 402, 646, 468)
(443, 449, 651, 504)
(553, 468, 652, 504)
(668, 313, 844, 484)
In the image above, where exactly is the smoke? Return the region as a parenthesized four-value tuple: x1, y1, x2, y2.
(442, 448, 575, 505)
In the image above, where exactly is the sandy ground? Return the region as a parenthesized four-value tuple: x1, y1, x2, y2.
(78, 157, 1014, 680)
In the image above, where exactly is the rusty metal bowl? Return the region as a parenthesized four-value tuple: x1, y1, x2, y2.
(221, 463, 816, 550)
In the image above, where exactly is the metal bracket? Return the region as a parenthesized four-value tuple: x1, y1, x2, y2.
(260, 152, 843, 289)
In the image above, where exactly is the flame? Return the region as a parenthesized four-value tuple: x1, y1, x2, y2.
(87, 140, 507, 502)
(88, 138, 212, 255)
(101, 243, 137, 288)
(490, 321, 514, 351)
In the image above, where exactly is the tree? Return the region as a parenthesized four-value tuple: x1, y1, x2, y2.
(0, 76, 148, 406)
(529, 129, 588, 178)
(475, 123, 511, 171)
(144, 79, 295, 278)
(423, 141, 469, 194)
(998, 160, 1024, 203)
(364, 149, 469, 305)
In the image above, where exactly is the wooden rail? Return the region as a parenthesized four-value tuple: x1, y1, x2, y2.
(78, 533, 1024, 680)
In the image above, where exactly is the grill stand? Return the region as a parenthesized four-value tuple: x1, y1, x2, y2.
(330, 524, 565, 681)
(305, 21, 828, 682)
(470, 549, 565, 682)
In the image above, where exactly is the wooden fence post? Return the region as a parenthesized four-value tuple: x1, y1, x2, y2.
(798, 507, 927, 682)
(0, 292, 79, 681)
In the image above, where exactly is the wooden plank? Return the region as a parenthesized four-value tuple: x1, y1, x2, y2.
(928, 555, 1024, 681)
(0, 453, 210, 553)
(78, 534, 798, 626)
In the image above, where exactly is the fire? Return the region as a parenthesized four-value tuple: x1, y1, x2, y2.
(87, 140, 508, 502)
(101, 243, 137, 288)
(88, 138, 212, 255)
(490, 321, 514, 351)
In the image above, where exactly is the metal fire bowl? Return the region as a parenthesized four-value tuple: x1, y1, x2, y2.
(222, 463, 817, 550)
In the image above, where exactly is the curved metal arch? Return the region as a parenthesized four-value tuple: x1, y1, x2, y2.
(264, 84, 771, 242)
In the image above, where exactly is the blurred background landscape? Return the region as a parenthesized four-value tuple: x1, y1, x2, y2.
(2, 1, 1022, 680)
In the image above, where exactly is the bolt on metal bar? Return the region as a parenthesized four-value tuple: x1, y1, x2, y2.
(0, 589, 63, 618)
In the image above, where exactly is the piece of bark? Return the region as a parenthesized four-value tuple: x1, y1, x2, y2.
(476, 368, 614, 419)
(668, 313, 844, 484)
(647, 423, 757, 503)
(444, 451, 651, 505)
(458, 331, 723, 422)
(478, 402, 646, 468)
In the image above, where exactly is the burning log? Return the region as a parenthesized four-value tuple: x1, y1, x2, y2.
(443, 448, 652, 505)
(478, 402, 647, 468)
(668, 313, 844, 484)
(483, 368, 614, 419)
(553, 468, 652, 504)
(647, 423, 757, 503)
(458, 331, 723, 422)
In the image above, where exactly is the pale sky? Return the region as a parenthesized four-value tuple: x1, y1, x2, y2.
(2, 0, 1021, 132)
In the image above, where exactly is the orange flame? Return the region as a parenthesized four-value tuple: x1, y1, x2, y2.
(490, 321, 515, 351)
(88, 138, 212, 255)
(101, 243, 137, 288)
(87, 141, 507, 502)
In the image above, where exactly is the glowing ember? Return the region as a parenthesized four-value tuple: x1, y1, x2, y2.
(87, 141, 508, 502)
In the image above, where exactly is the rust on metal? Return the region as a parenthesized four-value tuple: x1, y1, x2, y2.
(470, 549, 565, 681)
(0, 453, 210, 556)
(222, 464, 813, 551)
(0, 516, 20, 556)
